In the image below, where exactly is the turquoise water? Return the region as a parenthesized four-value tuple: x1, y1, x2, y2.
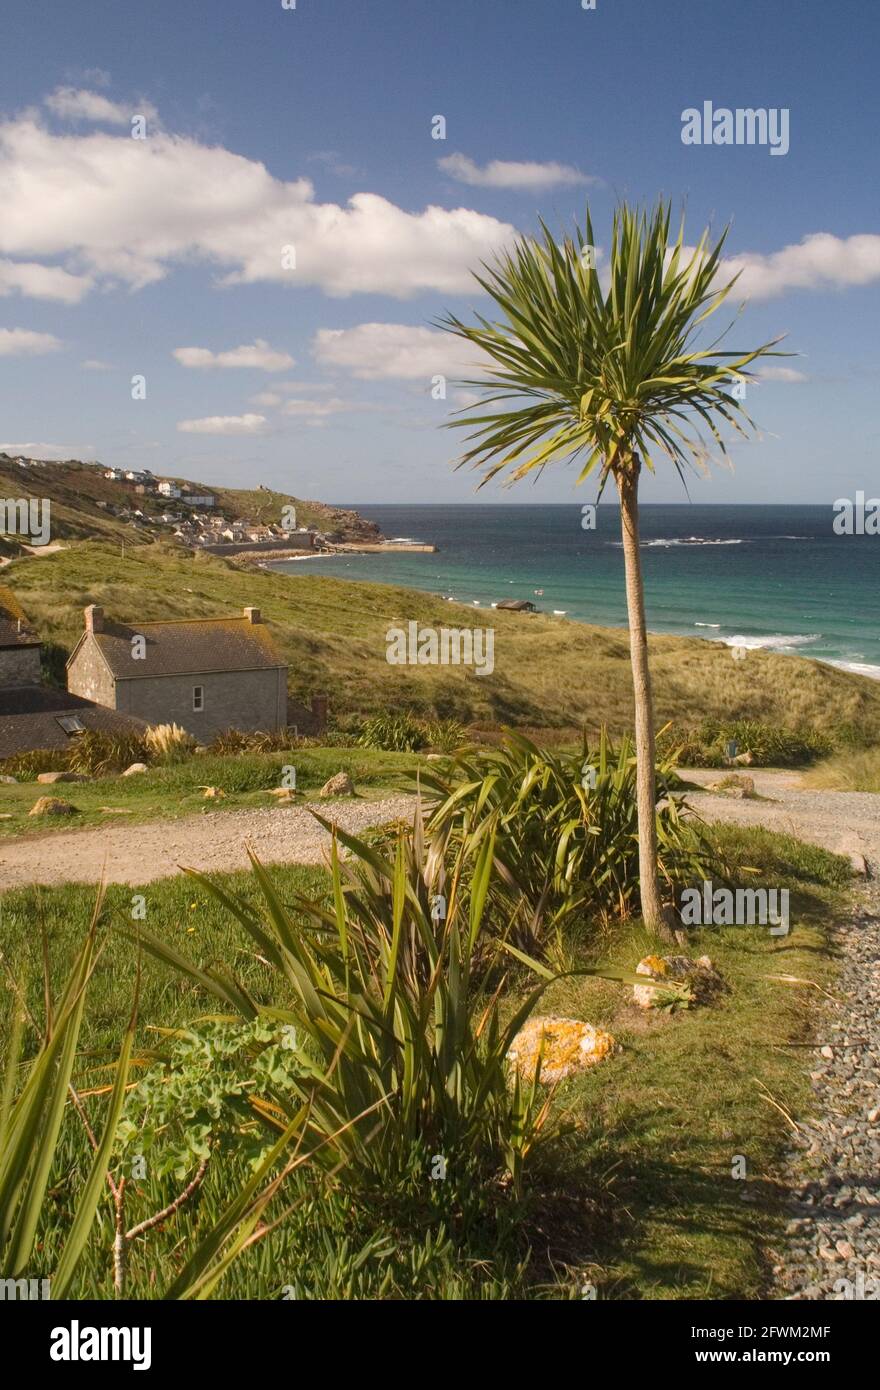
(274, 504, 880, 679)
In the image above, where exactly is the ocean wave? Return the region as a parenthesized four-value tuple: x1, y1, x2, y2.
(723, 633, 820, 651)
(611, 537, 745, 548)
(694, 621, 721, 628)
(826, 659, 880, 682)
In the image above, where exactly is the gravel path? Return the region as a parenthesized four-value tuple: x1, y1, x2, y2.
(682, 768, 880, 867)
(680, 769, 880, 1302)
(771, 880, 880, 1300)
(0, 795, 415, 889)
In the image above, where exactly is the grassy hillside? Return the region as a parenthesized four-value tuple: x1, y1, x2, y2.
(8, 539, 880, 739)
(0, 455, 379, 545)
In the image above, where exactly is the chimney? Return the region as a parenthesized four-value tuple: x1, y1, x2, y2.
(243, 606, 261, 624)
(84, 604, 104, 634)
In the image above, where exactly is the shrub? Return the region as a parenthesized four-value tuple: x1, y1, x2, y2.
(125, 813, 632, 1194)
(415, 729, 717, 951)
(66, 730, 147, 776)
(144, 722, 196, 763)
(422, 718, 468, 753)
(209, 728, 296, 756)
(0, 747, 63, 780)
(658, 719, 834, 768)
(358, 712, 427, 752)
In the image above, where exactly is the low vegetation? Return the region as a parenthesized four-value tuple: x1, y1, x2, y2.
(804, 745, 880, 792)
(0, 809, 847, 1299)
(9, 540, 880, 740)
(658, 718, 838, 768)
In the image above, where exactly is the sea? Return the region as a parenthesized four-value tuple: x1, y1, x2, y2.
(273, 504, 880, 680)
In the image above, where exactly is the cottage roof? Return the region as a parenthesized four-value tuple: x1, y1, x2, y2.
(0, 687, 148, 759)
(0, 585, 40, 648)
(71, 615, 285, 679)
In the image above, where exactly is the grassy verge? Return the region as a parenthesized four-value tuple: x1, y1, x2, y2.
(0, 821, 849, 1299)
(0, 745, 419, 837)
(804, 746, 880, 791)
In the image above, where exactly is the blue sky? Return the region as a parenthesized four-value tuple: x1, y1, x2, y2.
(1, 0, 878, 504)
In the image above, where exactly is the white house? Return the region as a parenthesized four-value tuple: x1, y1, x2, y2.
(158, 480, 182, 499)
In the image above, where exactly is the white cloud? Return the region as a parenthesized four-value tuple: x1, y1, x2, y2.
(0, 258, 92, 303)
(313, 323, 489, 381)
(81, 358, 112, 370)
(721, 233, 880, 300)
(0, 327, 62, 356)
(45, 87, 157, 127)
(438, 152, 592, 191)
(177, 414, 267, 435)
(0, 111, 516, 298)
(250, 391, 282, 407)
(173, 339, 295, 371)
(755, 365, 809, 383)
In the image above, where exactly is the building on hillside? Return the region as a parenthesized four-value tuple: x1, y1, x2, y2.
(0, 586, 42, 686)
(157, 480, 182, 499)
(0, 586, 148, 758)
(180, 490, 218, 508)
(67, 605, 290, 738)
(104, 468, 123, 481)
(495, 599, 536, 612)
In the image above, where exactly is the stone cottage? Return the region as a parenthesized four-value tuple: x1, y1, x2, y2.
(67, 605, 289, 738)
(0, 586, 149, 759)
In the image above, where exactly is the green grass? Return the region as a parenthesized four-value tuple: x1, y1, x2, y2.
(0, 745, 418, 837)
(0, 820, 849, 1299)
(9, 538, 880, 739)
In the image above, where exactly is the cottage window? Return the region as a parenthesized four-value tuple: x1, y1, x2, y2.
(193, 685, 204, 712)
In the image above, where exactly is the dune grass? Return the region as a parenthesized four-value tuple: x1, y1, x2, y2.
(8, 539, 880, 741)
(803, 746, 880, 792)
(0, 821, 848, 1299)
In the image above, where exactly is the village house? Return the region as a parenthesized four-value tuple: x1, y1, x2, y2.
(157, 479, 182, 499)
(180, 489, 218, 508)
(67, 604, 290, 738)
(0, 587, 148, 758)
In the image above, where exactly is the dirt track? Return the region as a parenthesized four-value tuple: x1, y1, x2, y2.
(0, 795, 415, 889)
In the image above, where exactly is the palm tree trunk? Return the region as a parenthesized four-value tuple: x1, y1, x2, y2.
(616, 460, 673, 939)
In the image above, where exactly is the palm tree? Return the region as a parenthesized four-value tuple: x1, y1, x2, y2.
(441, 201, 783, 936)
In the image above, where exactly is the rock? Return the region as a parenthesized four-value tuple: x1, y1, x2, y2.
(122, 762, 149, 777)
(319, 772, 355, 798)
(820, 1045, 834, 1059)
(199, 786, 225, 799)
(29, 797, 78, 817)
(36, 770, 90, 784)
(0, 813, 14, 820)
(868, 1107, 880, 1124)
(633, 953, 727, 1009)
(507, 1015, 615, 1083)
(194, 745, 210, 754)
(733, 751, 754, 766)
(268, 787, 297, 802)
(0, 774, 18, 784)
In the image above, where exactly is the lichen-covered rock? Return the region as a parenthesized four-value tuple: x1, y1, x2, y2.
(507, 1015, 616, 1083)
(122, 762, 149, 777)
(29, 797, 78, 817)
(633, 954, 726, 1009)
(319, 772, 355, 798)
(36, 771, 90, 784)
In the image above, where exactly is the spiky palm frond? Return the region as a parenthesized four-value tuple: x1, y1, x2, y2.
(439, 201, 787, 491)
